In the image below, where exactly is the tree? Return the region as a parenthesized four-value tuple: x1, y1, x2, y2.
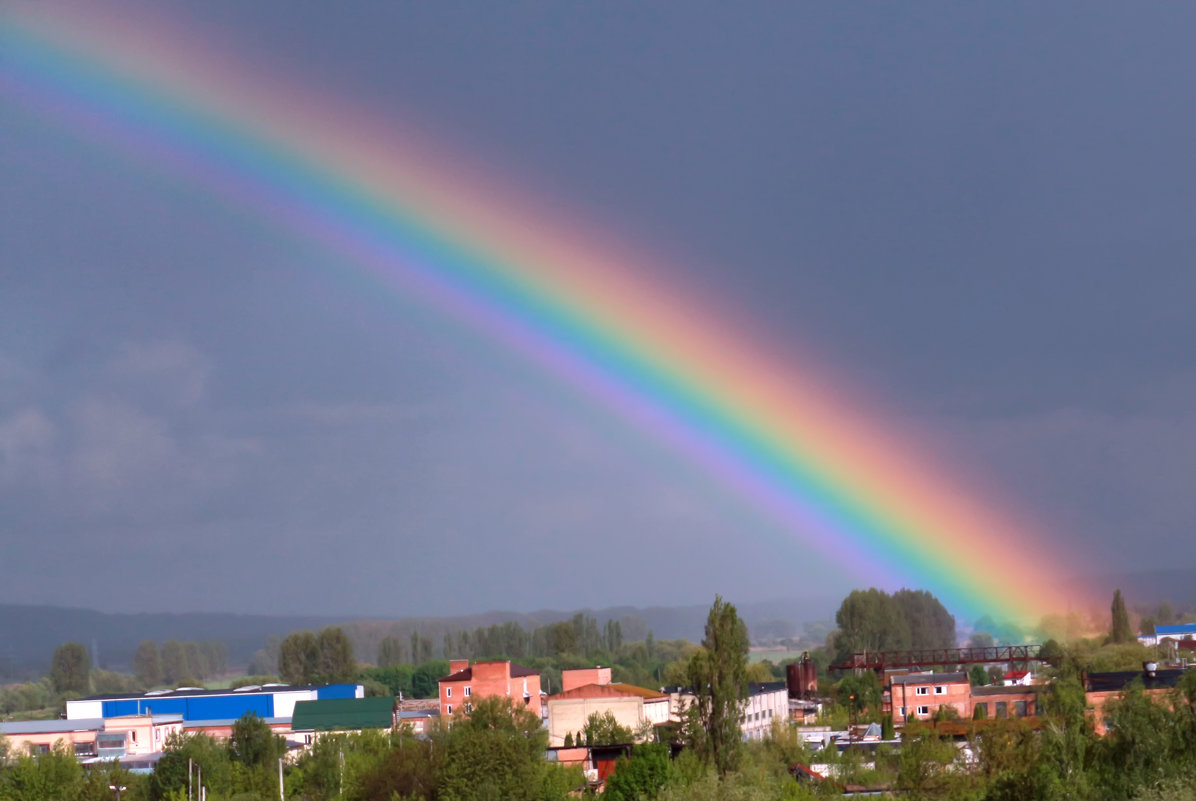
(160, 640, 189, 685)
(377, 636, 405, 668)
(582, 711, 634, 746)
(134, 641, 162, 688)
(837, 671, 882, 714)
(892, 589, 956, 651)
(315, 627, 356, 684)
(278, 631, 318, 684)
(439, 696, 555, 801)
(49, 642, 90, 695)
(685, 595, 749, 776)
(228, 712, 285, 768)
(1111, 589, 1134, 644)
(150, 732, 232, 801)
(604, 744, 670, 801)
(969, 665, 990, 687)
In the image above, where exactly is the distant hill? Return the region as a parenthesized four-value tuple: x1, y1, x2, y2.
(0, 595, 837, 680)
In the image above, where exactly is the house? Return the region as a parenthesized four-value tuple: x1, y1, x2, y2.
(0, 713, 183, 761)
(545, 669, 669, 746)
(438, 659, 542, 720)
(742, 682, 788, 740)
(889, 672, 970, 724)
(661, 681, 789, 741)
(1138, 622, 1196, 647)
(1002, 670, 1033, 686)
(1084, 662, 1188, 734)
(67, 683, 362, 721)
(971, 685, 1040, 720)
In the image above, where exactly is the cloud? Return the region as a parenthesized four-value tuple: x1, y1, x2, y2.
(108, 340, 212, 407)
(0, 407, 57, 487)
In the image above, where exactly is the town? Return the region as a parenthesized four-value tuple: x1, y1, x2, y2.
(2, 589, 1194, 800)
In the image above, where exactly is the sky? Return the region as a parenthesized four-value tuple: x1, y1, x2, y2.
(2, 1, 1194, 619)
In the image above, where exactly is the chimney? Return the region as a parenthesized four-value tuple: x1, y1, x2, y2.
(449, 659, 469, 675)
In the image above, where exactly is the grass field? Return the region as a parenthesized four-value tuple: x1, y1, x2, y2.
(748, 648, 805, 664)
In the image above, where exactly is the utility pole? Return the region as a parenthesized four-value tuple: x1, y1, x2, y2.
(278, 757, 284, 801)
(188, 758, 193, 801)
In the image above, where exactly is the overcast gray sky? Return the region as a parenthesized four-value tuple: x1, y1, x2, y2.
(2, 1, 1194, 617)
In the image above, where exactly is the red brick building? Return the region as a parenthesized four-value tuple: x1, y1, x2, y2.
(438, 659, 543, 720)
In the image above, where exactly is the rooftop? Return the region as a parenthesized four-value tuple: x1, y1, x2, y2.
(291, 697, 395, 732)
(549, 683, 667, 701)
(439, 661, 540, 683)
(890, 672, 968, 686)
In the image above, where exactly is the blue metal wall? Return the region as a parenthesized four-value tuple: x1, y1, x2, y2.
(102, 693, 274, 720)
(317, 684, 358, 700)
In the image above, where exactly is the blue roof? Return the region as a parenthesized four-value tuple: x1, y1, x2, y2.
(1156, 624, 1196, 636)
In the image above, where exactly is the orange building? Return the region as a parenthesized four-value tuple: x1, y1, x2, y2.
(438, 659, 542, 720)
(889, 672, 970, 723)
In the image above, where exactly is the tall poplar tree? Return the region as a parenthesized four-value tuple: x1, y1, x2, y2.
(1111, 589, 1134, 644)
(685, 595, 749, 776)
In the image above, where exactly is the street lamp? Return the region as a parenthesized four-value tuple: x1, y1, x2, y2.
(109, 785, 128, 801)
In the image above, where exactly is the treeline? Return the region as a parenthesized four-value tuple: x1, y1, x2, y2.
(830, 588, 956, 663)
(373, 613, 625, 667)
(133, 640, 229, 687)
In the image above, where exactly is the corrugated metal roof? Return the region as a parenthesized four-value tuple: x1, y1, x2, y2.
(291, 697, 395, 732)
(0, 718, 105, 734)
(1156, 624, 1196, 636)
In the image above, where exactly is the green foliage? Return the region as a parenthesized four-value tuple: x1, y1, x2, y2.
(970, 665, 990, 687)
(604, 743, 670, 801)
(149, 732, 231, 801)
(278, 628, 356, 685)
(134, 642, 162, 688)
(582, 711, 634, 746)
(358, 664, 414, 698)
(0, 742, 85, 801)
(49, 643, 90, 695)
(832, 588, 955, 663)
(376, 635, 405, 668)
(836, 671, 881, 714)
(411, 661, 449, 699)
(686, 595, 749, 777)
(438, 696, 558, 801)
(1110, 589, 1134, 645)
(228, 713, 285, 768)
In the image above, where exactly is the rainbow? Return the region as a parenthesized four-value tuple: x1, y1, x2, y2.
(0, 5, 1094, 624)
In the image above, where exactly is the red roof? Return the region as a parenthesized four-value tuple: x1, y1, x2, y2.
(439, 661, 540, 682)
(549, 683, 667, 701)
(1003, 670, 1030, 680)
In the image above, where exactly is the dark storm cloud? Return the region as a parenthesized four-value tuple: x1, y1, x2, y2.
(1, 1, 1194, 614)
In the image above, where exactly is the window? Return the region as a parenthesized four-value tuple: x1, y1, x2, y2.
(446, 704, 453, 715)
(996, 702, 1008, 718)
(974, 703, 988, 718)
(915, 686, 929, 696)
(464, 686, 471, 697)
(1014, 701, 1027, 718)
(446, 687, 452, 698)
(916, 706, 929, 716)
(898, 706, 906, 717)
(934, 686, 946, 695)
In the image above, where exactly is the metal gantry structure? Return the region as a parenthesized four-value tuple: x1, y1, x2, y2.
(829, 644, 1046, 673)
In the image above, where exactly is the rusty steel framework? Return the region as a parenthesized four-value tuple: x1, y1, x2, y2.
(829, 644, 1045, 673)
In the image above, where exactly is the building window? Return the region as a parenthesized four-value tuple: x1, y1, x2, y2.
(974, 703, 987, 718)
(916, 706, 929, 716)
(996, 702, 1008, 718)
(1014, 701, 1027, 718)
(915, 686, 929, 696)
(446, 687, 452, 698)
(898, 706, 906, 717)
(446, 704, 453, 715)
(934, 686, 946, 695)
(464, 686, 471, 697)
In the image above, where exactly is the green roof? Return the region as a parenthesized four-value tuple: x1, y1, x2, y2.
(291, 697, 395, 732)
